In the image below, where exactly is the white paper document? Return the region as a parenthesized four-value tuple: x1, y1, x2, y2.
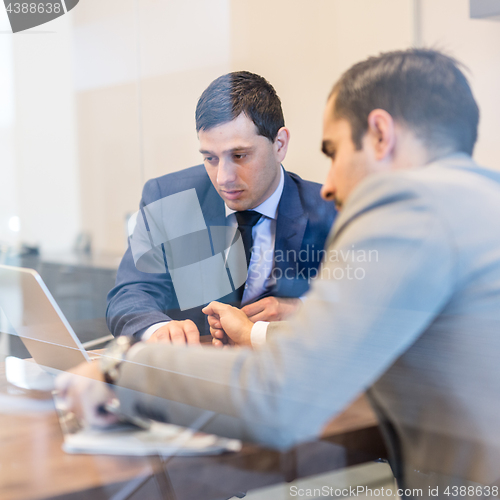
(53, 393, 242, 457)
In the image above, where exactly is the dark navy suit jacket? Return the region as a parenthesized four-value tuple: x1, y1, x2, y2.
(107, 165, 336, 337)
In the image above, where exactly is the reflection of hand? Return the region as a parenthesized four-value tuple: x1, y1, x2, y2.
(55, 361, 118, 428)
(241, 297, 301, 323)
(146, 320, 200, 345)
(203, 302, 253, 347)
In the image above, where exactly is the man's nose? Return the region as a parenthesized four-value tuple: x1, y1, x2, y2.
(320, 179, 336, 202)
(217, 159, 237, 186)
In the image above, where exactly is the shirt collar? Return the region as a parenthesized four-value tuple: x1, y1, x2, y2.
(225, 166, 284, 220)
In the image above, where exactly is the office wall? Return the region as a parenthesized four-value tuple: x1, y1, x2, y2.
(230, 0, 500, 181)
(0, 8, 17, 250)
(74, 0, 231, 254)
(6, 0, 498, 255)
(0, 11, 80, 253)
(420, 0, 500, 170)
(230, 0, 414, 184)
(75, 0, 414, 254)
(12, 14, 81, 253)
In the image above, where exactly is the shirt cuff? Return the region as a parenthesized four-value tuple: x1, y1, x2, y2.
(141, 321, 170, 341)
(250, 321, 269, 347)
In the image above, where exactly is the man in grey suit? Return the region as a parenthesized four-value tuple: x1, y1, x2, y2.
(59, 49, 500, 497)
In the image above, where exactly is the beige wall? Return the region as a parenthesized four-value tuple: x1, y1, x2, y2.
(9, 13, 81, 253)
(76, 0, 414, 254)
(230, 0, 414, 184)
(420, 0, 500, 169)
(5, 0, 500, 255)
(0, 8, 17, 249)
(73, 0, 500, 255)
(74, 0, 231, 254)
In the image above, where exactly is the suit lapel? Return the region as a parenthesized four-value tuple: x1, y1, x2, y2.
(199, 175, 226, 228)
(193, 175, 227, 334)
(199, 169, 309, 298)
(273, 172, 307, 295)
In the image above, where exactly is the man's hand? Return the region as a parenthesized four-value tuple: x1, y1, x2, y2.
(146, 320, 200, 345)
(55, 361, 119, 428)
(241, 297, 301, 323)
(202, 302, 254, 347)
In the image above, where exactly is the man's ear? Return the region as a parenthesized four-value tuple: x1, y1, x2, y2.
(366, 109, 396, 161)
(274, 127, 291, 163)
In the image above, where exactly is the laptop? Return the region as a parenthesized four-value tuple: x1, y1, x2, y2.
(0, 264, 94, 388)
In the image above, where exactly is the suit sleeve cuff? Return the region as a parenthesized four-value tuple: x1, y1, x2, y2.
(250, 321, 269, 347)
(141, 321, 170, 341)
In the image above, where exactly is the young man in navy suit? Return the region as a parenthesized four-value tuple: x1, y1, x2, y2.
(107, 71, 336, 344)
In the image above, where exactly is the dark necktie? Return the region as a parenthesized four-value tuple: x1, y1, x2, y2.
(234, 210, 262, 267)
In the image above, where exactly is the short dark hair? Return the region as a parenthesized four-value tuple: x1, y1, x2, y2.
(195, 71, 285, 142)
(331, 49, 479, 155)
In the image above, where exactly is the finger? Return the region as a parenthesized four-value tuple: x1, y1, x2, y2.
(150, 331, 169, 343)
(168, 323, 188, 345)
(61, 374, 115, 429)
(95, 411, 120, 428)
(145, 333, 158, 343)
(202, 301, 233, 317)
(67, 388, 85, 425)
(147, 327, 169, 343)
(241, 300, 266, 318)
(81, 384, 119, 428)
(182, 320, 200, 345)
(55, 371, 73, 398)
(210, 327, 225, 339)
(207, 315, 222, 329)
(246, 311, 273, 323)
(212, 338, 224, 348)
(85, 403, 119, 428)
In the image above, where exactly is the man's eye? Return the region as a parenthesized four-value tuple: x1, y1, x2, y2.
(233, 154, 247, 160)
(204, 157, 217, 163)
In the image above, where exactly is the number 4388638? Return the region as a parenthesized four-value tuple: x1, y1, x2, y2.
(6, 3, 62, 14)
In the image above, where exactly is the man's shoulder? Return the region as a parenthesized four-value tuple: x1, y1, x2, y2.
(337, 155, 500, 232)
(376, 156, 500, 207)
(285, 170, 322, 193)
(283, 170, 336, 220)
(337, 167, 435, 226)
(152, 164, 209, 190)
(285, 170, 333, 207)
(142, 165, 213, 202)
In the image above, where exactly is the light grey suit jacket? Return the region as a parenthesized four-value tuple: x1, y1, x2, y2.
(116, 154, 500, 496)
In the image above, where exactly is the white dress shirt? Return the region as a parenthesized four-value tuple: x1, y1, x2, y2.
(142, 167, 284, 341)
(225, 166, 284, 304)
